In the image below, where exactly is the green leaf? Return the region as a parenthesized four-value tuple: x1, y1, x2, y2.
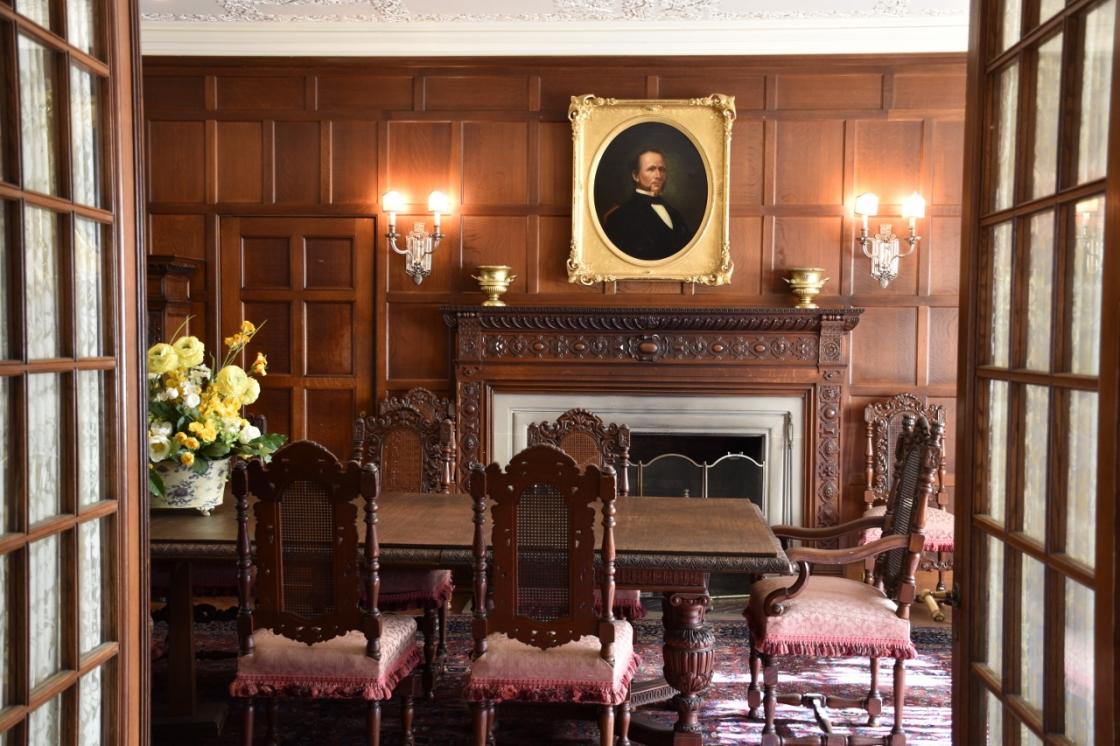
(149, 470, 165, 497)
(256, 433, 287, 450)
(203, 442, 232, 459)
(190, 457, 209, 475)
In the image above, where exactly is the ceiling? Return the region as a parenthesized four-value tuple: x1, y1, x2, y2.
(139, 0, 970, 56)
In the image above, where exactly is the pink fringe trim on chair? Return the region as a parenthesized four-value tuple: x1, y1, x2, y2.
(465, 652, 641, 706)
(228, 646, 422, 701)
(754, 637, 916, 660)
(377, 574, 455, 610)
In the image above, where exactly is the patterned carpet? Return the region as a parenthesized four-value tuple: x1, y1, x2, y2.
(152, 613, 951, 745)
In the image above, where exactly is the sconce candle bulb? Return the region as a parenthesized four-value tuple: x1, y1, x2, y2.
(382, 189, 450, 285)
(855, 190, 923, 289)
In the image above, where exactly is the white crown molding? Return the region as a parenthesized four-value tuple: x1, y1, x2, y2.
(139, 17, 969, 57)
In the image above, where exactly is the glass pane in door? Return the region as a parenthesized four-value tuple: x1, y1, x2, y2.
(1071, 197, 1104, 375)
(70, 66, 101, 209)
(78, 518, 107, 652)
(989, 222, 1013, 367)
(17, 36, 58, 196)
(74, 218, 104, 357)
(77, 371, 107, 507)
(78, 667, 102, 746)
(0, 553, 7, 708)
(1002, 0, 1022, 51)
(66, 0, 98, 56)
(1032, 34, 1063, 199)
(1020, 553, 1046, 710)
(1040, 0, 1064, 23)
(15, 0, 51, 29)
(986, 689, 1003, 744)
(0, 377, 8, 533)
(27, 695, 61, 746)
(1066, 391, 1097, 567)
(24, 207, 61, 360)
(29, 534, 61, 688)
(985, 533, 1005, 673)
(1026, 212, 1055, 370)
(1065, 578, 1094, 744)
(1078, 0, 1116, 184)
(987, 380, 1010, 523)
(27, 373, 61, 523)
(993, 64, 1019, 210)
(1022, 385, 1050, 543)
(0, 206, 7, 360)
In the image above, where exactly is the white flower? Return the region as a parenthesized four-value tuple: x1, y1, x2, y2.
(151, 420, 173, 437)
(149, 435, 172, 462)
(238, 425, 261, 444)
(164, 387, 179, 400)
(184, 392, 201, 408)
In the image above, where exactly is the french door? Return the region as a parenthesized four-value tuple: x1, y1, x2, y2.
(0, 0, 144, 742)
(955, 0, 1118, 744)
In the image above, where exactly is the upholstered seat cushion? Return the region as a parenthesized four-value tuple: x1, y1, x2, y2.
(466, 620, 640, 705)
(594, 589, 645, 620)
(229, 614, 421, 700)
(745, 575, 915, 660)
(861, 504, 955, 553)
(377, 568, 454, 609)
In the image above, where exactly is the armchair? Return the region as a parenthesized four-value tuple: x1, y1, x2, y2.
(527, 408, 643, 621)
(229, 440, 421, 745)
(744, 417, 944, 745)
(465, 445, 640, 746)
(351, 387, 457, 696)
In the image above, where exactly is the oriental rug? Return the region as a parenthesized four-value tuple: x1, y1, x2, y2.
(152, 614, 951, 745)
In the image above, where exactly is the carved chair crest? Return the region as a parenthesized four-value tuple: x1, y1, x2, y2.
(351, 387, 456, 494)
(233, 440, 382, 656)
(864, 392, 947, 509)
(526, 408, 631, 496)
(468, 444, 619, 662)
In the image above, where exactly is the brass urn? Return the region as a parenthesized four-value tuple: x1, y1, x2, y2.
(783, 267, 830, 309)
(471, 265, 518, 307)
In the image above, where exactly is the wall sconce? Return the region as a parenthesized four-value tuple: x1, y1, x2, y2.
(382, 190, 451, 285)
(854, 191, 925, 288)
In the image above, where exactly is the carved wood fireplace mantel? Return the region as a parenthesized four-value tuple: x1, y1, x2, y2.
(442, 305, 863, 529)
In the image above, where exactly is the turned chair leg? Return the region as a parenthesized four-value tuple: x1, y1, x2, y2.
(892, 657, 907, 737)
(487, 701, 496, 746)
(760, 653, 780, 746)
(866, 656, 883, 726)
(617, 700, 632, 746)
(471, 700, 490, 746)
(747, 645, 763, 718)
(400, 693, 415, 746)
(936, 551, 948, 592)
(437, 599, 450, 660)
(598, 704, 615, 746)
(367, 699, 381, 746)
(421, 606, 439, 699)
(241, 698, 255, 746)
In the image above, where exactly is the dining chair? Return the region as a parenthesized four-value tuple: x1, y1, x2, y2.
(465, 444, 639, 746)
(861, 393, 954, 620)
(229, 439, 421, 746)
(744, 417, 944, 745)
(352, 386, 457, 696)
(527, 408, 644, 621)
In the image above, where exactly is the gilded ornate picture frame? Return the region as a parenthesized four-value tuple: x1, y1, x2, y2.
(567, 94, 735, 285)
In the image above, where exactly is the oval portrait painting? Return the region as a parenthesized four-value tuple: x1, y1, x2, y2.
(592, 121, 709, 262)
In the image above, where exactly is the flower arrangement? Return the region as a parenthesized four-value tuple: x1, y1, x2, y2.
(147, 320, 286, 497)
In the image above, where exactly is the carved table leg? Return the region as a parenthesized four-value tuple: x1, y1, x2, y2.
(662, 591, 713, 742)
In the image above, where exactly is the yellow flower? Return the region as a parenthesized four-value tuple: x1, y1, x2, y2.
(172, 335, 206, 368)
(251, 352, 268, 376)
(223, 333, 245, 349)
(185, 436, 200, 450)
(214, 365, 249, 397)
(242, 378, 260, 405)
(179, 452, 195, 467)
(188, 421, 206, 435)
(147, 343, 179, 375)
(240, 320, 257, 334)
(174, 432, 190, 445)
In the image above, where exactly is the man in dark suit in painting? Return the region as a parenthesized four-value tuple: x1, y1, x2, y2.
(602, 148, 693, 261)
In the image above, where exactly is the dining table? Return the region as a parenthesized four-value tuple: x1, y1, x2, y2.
(150, 491, 791, 745)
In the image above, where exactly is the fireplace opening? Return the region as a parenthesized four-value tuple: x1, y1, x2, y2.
(627, 433, 766, 507)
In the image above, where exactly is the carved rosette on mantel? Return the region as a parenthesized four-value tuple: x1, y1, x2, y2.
(442, 306, 862, 531)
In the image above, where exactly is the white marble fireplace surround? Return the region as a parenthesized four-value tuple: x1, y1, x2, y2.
(491, 392, 803, 526)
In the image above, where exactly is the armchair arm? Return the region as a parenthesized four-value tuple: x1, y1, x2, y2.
(772, 514, 885, 542)
(762, 560, 810, 616)
(786, 533, 909, 566)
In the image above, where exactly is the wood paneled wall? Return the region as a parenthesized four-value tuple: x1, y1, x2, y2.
(143, 55, 965, 523)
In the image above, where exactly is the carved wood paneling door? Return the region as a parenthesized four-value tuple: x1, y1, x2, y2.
(220, 217, 375, 461)
(955, 1, 1118, 744)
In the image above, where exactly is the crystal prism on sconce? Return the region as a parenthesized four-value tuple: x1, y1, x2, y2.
(854, 191, 925, 288)
(382, 189, 451, 285)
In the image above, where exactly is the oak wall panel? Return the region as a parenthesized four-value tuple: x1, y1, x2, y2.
(216, 75, 305, 110)
(773, 120, 844, 205)
(462, 122, 529, 205)
(148, 121, 205, 203)
(215, 121, 263, 203)
(317, 75, 414, 111)
(241, 236, 292, 289)
(275, 121, 320, 204)
(425, 75, 528, 111)
(305, 388, 356, 461)
(145, 54, 966, 528)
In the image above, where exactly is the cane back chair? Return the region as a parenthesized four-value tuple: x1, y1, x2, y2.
(230, 440, 421, 745)
(744, 417, 944, 745)
(526, 408, 644, 621)
(465, 445, 640, 746)
(352, 387, 456, 695)
(861, 393, 954, 619)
